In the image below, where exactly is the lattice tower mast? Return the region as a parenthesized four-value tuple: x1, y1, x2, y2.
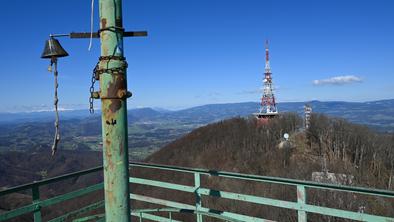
(260, 40, 278, 114)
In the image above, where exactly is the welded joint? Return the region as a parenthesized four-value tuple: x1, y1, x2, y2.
(33, 203, 41, 211)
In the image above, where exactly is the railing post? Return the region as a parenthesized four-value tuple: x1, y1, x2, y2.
(194, 173, 203, 222)
(297, 185, 307, 222)
(32, 184, 42, 222)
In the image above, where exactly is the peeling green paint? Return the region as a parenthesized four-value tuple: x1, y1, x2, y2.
(99, 0, 131, 221)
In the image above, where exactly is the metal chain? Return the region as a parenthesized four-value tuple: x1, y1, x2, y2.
(100, 55, 125, 61)
(95, 65, 127, 75)
(96, 56, 128, 75)
(51, 59, 60, 156)
(89, 61, 100, 113)
(89, 56, 128, 113)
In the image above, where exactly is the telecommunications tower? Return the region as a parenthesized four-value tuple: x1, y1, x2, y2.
(304, 104, 312, 129)
(254, 40, 278, 120)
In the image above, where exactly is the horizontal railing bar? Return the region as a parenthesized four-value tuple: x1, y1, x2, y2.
(0, 166, 103, 197)
(72, 214, 105, 222)
(198, 188, 394, 221)
(0, 183, 104, 222)
(198, 206, 270, 222)
(40, 183, 103, 208)
(130, 177, 195, 193)
(130, 162, 394, 198)
(0, 203, 35, 221)
(130, 193, 270, 222)
(131, 212, 182, 222)
(132, 207, 181, 213)
(302, 204, 394, 222)
(48, 200, 105, 222)
(198, 188, 299, 211)
(132, 208, 245, 222)
(198, 211, 246, 222)
(130, 193, 195, 210)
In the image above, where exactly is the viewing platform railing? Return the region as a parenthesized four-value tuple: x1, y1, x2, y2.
(0, 166, 104, 222)
(1, 162, 394, 221)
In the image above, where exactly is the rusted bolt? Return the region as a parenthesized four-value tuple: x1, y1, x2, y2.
(116, 90, 132, 99)
(91, 91, 100, 99)
(117, 89, 127, 99)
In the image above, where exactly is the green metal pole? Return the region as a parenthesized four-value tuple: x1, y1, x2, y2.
(99, 0, 131, 221)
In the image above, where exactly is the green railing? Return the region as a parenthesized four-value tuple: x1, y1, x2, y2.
(1, 162, 394, 221)
(129, 162, 394, 222)
(0, 166, 104, 222)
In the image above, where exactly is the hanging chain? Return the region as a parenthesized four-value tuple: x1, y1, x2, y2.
(89, 61, 100, 113)
(89, 56, 128, 113)
(51, 58, 60, 156)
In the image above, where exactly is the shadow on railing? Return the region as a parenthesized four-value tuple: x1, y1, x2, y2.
(1, 162, 394, 221)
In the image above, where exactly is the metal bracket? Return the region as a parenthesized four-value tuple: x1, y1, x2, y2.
(49, 31, 147, 39)
(69, 31, 147, 38)
(91, 91, 132, 99)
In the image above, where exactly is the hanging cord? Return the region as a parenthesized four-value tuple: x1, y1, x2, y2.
(51, 58, 60, 155)
(88, 0, 95, 50)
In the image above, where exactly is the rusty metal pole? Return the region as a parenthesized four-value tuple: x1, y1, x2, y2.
(99, 0, 131, 221)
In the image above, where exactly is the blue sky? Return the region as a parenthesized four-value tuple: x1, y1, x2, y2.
(0, 0, 393, 112)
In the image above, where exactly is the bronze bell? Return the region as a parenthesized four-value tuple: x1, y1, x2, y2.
(41, 38, 69, 59)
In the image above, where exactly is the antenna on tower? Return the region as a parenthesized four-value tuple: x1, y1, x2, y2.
(304, 104, 312, 129)
(265, 40, 271, 74)
(265, 40, 269, 62)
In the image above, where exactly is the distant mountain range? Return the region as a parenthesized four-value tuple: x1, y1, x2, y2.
(0, 109, 95, 124)
(1, 99, 393, 132)
(143, 99, 394, 132)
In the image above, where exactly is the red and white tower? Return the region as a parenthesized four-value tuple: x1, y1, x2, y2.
(254, 40, 278, 120)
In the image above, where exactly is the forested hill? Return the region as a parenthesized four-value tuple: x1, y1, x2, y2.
(132, 113, 394, 221)
(146, 113, 394, 189)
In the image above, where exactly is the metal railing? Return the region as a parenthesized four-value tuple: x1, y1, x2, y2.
(1, 162, 394, 221)
(129, 162, 394, 222)
(0, 166, 104, 222)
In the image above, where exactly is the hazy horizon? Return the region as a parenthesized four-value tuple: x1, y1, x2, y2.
(1, 98, 393, 114)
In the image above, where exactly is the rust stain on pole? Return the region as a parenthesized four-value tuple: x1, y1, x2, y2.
(99, 0, 131, 221)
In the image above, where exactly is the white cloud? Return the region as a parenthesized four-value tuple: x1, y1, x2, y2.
(2, 104, 87, 113)
(313, 75, 363, 86)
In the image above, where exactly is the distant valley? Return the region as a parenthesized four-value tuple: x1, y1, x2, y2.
(0, 99, 393, 160)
